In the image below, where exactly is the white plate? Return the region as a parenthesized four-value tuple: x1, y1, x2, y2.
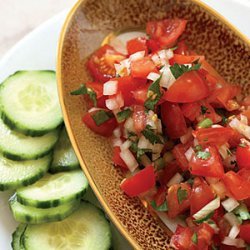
(0, 1, 249, 249)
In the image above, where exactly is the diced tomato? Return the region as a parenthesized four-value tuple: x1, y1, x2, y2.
(181, 102, 201, 121)
(130, 57, 158, 79)
(131, 84, 148, 105)
(239, 223, 250, 244)
(238, 168, 250, 181)
(82, 111, 117, 137)
(218, 217, 231, 241)
(167, 183, 191, 218)
(222, 171, 250, 200)
(194, 127, 234, 146)
(146, 19, 187, 48)
(201, 60, 227, 85)
(117, 76, 147, 106)
(132, 105, 146, 133)
(146, 39, 160, 53)
(174, 40, 190, 55)
(172, 142, 193, 171)
(161, 101, 187, 139)
(196, 223, 214, 249)
(127, 37, 148, 55)
(153, 187, 166, 206)
(87, 44, 125, 82)
(190, 177, 215, 215)
(241, 95, 250, 106)
(163, 71, 209, 103)
(190, 146, 224, 178)
(197, 101, 222, 123)
(159, 161, 180, 185)
(112, 146, 127, 169)
(120, 165, 155, 197)
(170, 225, 193, 250)
(228, 129, 243, 148)
(171, 54, 205, 65)
(236, 144, 250, 169)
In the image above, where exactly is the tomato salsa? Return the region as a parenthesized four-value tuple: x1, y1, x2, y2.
(72, 19, 250, 249)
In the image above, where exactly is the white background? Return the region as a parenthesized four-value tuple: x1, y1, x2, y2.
(0, 0, 249, 59)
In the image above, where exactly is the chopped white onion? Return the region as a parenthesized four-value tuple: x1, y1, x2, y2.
(138, 136, 150, 149)
(159, 65, 176, 89)
(228, 225, 240, 239)
(124, 117, 135, 132)
(106, 98, 119, 110)
(211, 124, 223, 128)
(206, 177, 220, 184)
(180, 127, 193, 144)
(120, 140, 132, 151)
(167, 173, 184, 187)
(185, 147, 195, 161)
(240, 114, 248, 125)
(151, 143, 164, 153)
(158, 50, 169, 65)
(120, 149, 138, 172)
(115, 58, 131, 76)
(224, 212, 241, 226)
(151, 54, 161, 66)
(152, 153, 161, 161)
(193, 138, 199, 146)
(113, 127, 121, 138)
(156, 119, 163, 134)
(103, 80, 118, 95)
(222, 237, 245, 248)
(147, 72, 160, 82)
(129, 51, 145, 61)
(222, 198, 240, 212)
(219, 143, 230, 160)
(156, 211, 186, 233)
(112, 138, 123, 147)
(166, 49, 174, 59)
(88, 107, 102, 113)
(229, 117, 250, 139)
(193, 197, 220, 220)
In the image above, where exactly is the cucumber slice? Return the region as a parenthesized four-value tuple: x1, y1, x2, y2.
(11, 224, 26, 250)
(50, 127, 80, 173)
(0, 117, 59, 161)
(0, 154, 51, 191)
(10, 195, 80, 224)
(0, 71, 63, 136)
(16, 170, 88, 208)
(23, 202, 111, 250)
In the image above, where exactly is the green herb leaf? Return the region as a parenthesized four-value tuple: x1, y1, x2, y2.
(194, 211, 214, 224)
(91, 110, 113, 126)
(197, 118, 213, 128)
(226, 149, 232, 156)
(177, 187, 188, 204)
(71, 84, 97, 106)
(196, 150, 211, 160)
(194, 145, 203, 152)
(137, 148, 152, 159)
(144, 76, 162, 110)
(142, 125, 163, 144)
(170, 46, 178, 51)
(170, 62, 201, 79)
(191, 233, 198, 244)
(116, 108, 132, 123)
(151, 200, 168, 212)
(234, 203, 250, 220)
(201, 105, 208, 115)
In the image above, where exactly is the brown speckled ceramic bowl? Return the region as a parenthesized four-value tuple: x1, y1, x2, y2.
(57, 1, 250, 249)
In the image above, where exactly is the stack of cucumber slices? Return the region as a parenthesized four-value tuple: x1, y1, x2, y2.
(0, 71, 112, 250)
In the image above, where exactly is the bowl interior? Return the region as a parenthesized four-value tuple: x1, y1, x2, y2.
(58, 0, 250, 249)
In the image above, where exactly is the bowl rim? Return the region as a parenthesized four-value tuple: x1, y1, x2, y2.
(56, 0, 250, 249)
